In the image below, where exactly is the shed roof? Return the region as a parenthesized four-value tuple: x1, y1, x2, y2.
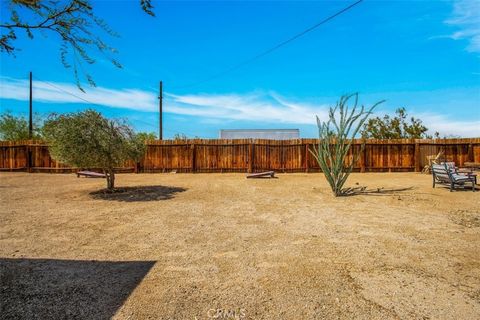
(219, 129, 300, 140)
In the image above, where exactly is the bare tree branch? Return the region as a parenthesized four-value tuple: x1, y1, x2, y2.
(0, 0, 155, 90)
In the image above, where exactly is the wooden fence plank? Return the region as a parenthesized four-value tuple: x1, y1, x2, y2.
(414, 142, 420, 172)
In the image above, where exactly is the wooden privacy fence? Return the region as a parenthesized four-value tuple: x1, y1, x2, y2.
(1, 138, 480, 173)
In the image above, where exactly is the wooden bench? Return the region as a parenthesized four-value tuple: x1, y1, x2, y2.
(246, 171, 275, 179)
(76, 171, 106, 178)
(463, 162, 480, 171)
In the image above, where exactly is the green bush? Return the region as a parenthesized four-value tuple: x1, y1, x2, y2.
(43, 109, 145, 189)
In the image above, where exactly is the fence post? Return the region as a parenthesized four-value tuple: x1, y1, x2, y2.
(305, 143, 309, 173)
(414, 141, 421, 172)
(387, 144, 392, 173)
(468, 143, 474, 162)
(191, 143, 196, 173)
(27, 141, 32, 173)
(361, 142, 366, 173)
(248, 141, 254, 173)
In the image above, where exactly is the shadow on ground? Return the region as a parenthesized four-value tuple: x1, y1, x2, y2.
(432, 185, 479, 192)
(341, 186, 414, 196)
(90, 185, 187, 202)
(0, 258, 154, 319)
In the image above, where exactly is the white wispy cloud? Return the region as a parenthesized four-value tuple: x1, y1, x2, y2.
(415, 112, 480, 137)
(445, 0, 480, 53)
(0, 76, 329, 124)
(1, 77, 479, 137)
(0, 77, 157, 112)
(166, 91, 329, 124)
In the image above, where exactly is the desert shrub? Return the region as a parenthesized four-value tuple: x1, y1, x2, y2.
(312, 94, 384, 196)
(43, 109, 145, 189)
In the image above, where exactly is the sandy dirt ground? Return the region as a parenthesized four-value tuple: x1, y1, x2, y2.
(1, 172, 479, 319)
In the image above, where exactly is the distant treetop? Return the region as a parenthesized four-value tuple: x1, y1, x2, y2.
(0, 111, 43, 140)
(361, 107, 438, 139)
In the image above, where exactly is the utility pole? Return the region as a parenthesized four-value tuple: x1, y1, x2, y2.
(27, 71, 33, 172)
(29, 71, 33, 139)
(159, 80, 163, 140)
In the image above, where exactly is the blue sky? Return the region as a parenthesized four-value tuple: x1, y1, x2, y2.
(1, 0, 479, 138)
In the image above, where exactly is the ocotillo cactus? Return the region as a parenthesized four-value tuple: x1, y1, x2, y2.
(311, 94, 384, 196)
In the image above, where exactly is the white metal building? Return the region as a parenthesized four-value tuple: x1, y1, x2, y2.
(219, 129, 300, 140)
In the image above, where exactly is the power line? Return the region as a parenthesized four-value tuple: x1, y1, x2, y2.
(31, 75, 199, 136)
(173, 0, 363, 89)
(33, 76, 102, 107)
(32, 75, 159, 130)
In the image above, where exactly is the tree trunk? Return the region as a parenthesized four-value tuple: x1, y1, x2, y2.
(105, 168, 115, 189)
(135, 161, 140, 174)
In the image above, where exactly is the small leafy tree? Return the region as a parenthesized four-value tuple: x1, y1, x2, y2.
(361, 107, 431, 139)
(43, 109, 145, 189)
(312, 94, 384, 196)
(173, 133, 188, 141)
(0, 111, 43, 140)
(137, 132, 157, 142)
